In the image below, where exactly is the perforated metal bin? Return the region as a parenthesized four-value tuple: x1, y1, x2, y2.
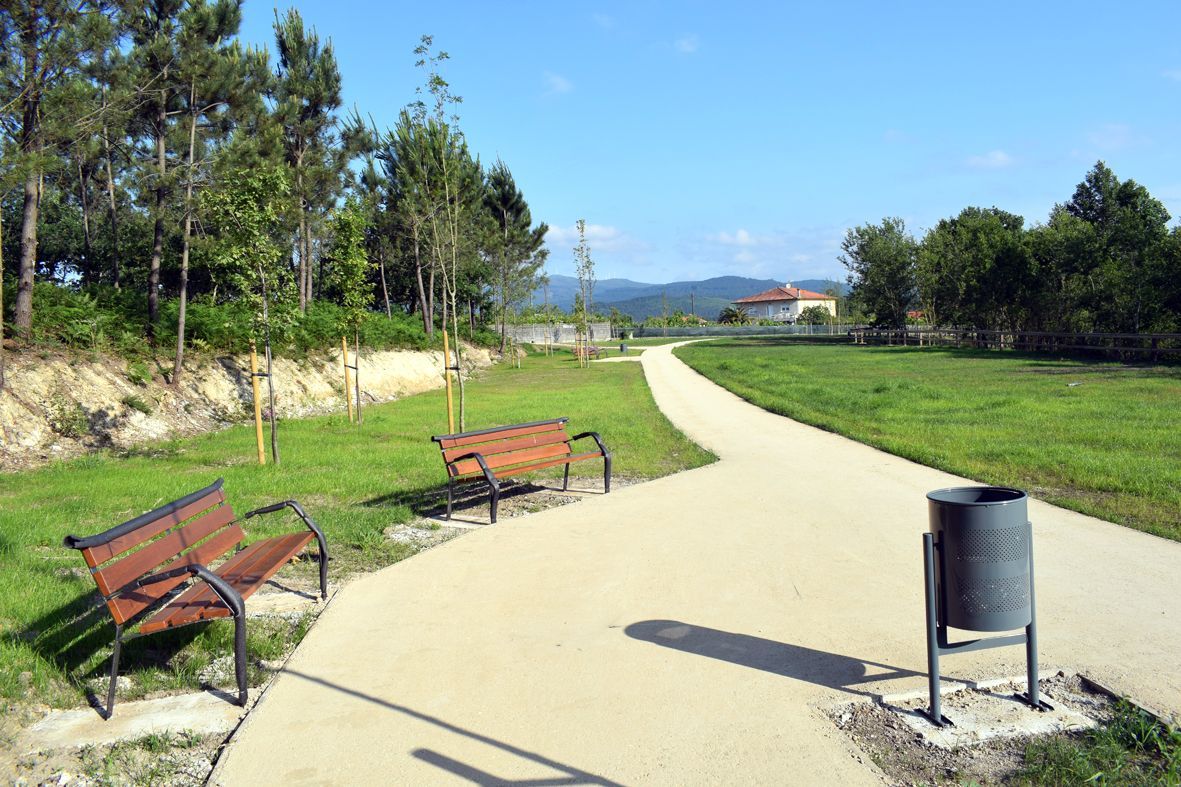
(927, 486, 1031, 632)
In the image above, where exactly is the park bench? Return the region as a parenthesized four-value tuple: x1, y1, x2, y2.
(432, 418, 611, 524)
(572, 345, 604, 359)
(63, 478, 328, 718)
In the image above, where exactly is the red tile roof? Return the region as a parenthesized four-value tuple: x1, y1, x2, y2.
(733, 286, 836, 304)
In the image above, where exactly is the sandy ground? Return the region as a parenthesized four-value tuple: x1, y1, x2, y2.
(211, 342, 1181, 785)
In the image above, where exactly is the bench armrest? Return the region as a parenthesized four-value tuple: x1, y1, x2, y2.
(137, 563, 245, 618)
(570, 431, 610, 457)
(243, 500, 330, 599)
(448, 451, 499, 490)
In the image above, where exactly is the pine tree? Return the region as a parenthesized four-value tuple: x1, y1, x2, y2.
(172, 0, 258, 382)
(271, 8, 342, 313)
(484, 160, 547, 353)
(0, 0, 109, 335)
(123, 0, 186, 336)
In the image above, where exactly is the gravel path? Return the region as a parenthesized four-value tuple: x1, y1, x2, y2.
(212, 342, 1181, 785)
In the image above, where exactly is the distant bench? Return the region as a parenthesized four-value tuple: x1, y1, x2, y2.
(432, 418, 611, 524)
(64, 478, 328, 718)
(572, 345, 604, 359)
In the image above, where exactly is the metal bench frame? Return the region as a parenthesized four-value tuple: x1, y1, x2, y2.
(433, 418, 611, 524)
(63, 479, 328, 718)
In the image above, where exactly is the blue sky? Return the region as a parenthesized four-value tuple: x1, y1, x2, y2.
(238, 1, 1181, 284)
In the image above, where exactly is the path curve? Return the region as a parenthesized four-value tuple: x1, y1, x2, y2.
(213, 343, 1181, 785)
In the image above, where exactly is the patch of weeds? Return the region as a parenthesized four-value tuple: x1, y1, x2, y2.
(126, 360, 153, 387)
(79, 731, 209, 786)
(1020, 701, 1181, 785)
(122, 394, 154, 415)
(45, 392, 89, 438)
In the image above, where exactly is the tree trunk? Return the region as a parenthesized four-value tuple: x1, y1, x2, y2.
(378, 244, 391, 318)
(411, 223, 431, 334)
(147, 96, 167, 335)
(15, 170, 38, 336)
(101, 89, 120, 288)
(259, 266, 280, 464)
(295, 152, 307, 312)
(353, 330, 363, 425)
(77, 162, 92, 282)
(452, 291, 465, 431)
(173, 93, 197, 385)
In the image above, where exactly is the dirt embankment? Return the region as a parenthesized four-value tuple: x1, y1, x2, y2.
(0, 345, 493, 472)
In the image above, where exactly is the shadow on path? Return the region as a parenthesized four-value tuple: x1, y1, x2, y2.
(625, 619, 941, 698)
(281, 667, 621, 786)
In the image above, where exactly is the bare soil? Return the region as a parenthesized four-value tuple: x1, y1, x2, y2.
(831, 672, 1118, 785)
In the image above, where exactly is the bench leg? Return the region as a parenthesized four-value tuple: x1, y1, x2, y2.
(604, 453, 612, 494)
(562, 463, 571, 491)
(233, 612, 248, 706)
(446, 478, 454, 521)
(105, 625, 123, 720)
(318, 540, 329, 601)
(489, 483, 501, 524)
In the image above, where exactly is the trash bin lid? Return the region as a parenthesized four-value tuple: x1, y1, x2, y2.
(926, 486, 1026, 507)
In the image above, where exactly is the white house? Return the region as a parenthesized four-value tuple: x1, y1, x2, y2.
(732, 283, 837, 322)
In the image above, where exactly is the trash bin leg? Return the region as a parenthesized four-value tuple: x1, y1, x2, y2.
(1019, 524, 1052, 711)
(922, 532, 947, 727)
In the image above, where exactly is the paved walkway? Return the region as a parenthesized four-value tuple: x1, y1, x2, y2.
(213, 343, 1181, 785)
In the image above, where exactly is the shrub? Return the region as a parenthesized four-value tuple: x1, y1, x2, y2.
(46, 392, 89, 437)
(121, 395, 153, 415)
(126, 361, 152, 387)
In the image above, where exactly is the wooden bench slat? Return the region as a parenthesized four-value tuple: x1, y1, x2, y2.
(437, 420, 566, 449)
(449, 442, 574, 477)
(453, 450, 603, 482)
(138, 532, 314, 634)
(440, 429, 571, 463)
(106, 522, 246, 625)
(93, 505, 238, 597)
(82, 487, 227, 568)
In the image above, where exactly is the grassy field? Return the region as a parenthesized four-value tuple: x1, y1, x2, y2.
(0, 351, 714, 709)
(675, 338, 1181, 541)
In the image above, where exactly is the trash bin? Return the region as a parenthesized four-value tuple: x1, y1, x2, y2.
(620, 342, 628, 354)
(927, 486, 1030, 632)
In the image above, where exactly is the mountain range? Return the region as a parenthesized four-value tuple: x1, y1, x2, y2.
(532, 275, 847, 322)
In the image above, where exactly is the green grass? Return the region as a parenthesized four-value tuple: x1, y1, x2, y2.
(1020, 701, 1181, 785)
(0, 351, 714, 709)
(675, 338, 1181, 540)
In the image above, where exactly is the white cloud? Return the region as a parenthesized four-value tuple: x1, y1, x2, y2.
(544, 223, 648, 255)
(674, 34, 699, 54)
(1162, 68, 1181, 82)
(709, 228, 764, 246)
(592, 13, 615, 30)
(686, 225, 849, 281)
(966, 150, 1014, 169)
(543, 71, 573, 95)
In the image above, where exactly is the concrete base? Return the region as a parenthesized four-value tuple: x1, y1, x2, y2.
(884, 677, 1098, 748)
(19, 692, 248, 754)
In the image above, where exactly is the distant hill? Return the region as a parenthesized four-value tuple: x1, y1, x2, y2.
(532, 274, 847, 321)
(604, 294, 736, 323)
(534, 275, 657, 309)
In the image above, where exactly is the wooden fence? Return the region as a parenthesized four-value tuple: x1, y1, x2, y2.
(848, 328, 1181, 362)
